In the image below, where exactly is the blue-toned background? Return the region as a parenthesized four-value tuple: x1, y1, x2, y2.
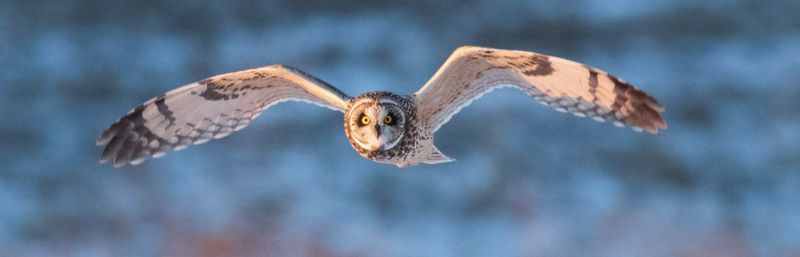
(1, 1, 799, 256)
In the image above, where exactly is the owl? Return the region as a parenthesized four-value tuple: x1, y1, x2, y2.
(98, 46, 667, 167)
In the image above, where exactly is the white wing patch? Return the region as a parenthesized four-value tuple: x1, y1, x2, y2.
(98, 65, 350, 167)
(414, 46, 667, 134)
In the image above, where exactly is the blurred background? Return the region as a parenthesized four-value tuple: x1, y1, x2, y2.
(1, 0, 799, 256)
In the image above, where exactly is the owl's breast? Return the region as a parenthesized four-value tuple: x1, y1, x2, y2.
(363, 121, 432, 167)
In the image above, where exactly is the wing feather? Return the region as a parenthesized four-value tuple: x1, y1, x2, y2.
(98, 65, 350, 167)
(414, 46, 666, 133)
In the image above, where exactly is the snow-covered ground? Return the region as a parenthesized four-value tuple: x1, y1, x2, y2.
(1, 1, 798, 256)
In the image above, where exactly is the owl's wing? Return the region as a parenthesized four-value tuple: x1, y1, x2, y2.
(414, 46, 666, 133)
(97, 65, 350, 167)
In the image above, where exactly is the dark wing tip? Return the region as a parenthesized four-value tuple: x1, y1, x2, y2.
(646, 96, 665, 113)
(98, 119, 136, 167)
(97, 106, 164, 168)
(626, 90, 667, 134)
(97, 104, 239, 168)
(642, 92, 667, 134)
(601, 77, 667, 134)
(97, 119, 124, 146)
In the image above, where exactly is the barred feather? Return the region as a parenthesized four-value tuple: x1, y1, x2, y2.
(98, 65, 350, 167)
(414, 46, 667, 133)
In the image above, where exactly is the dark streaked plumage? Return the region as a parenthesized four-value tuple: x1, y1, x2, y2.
(98, 46, 667, 167)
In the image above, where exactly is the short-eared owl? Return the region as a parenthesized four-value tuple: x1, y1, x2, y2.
(98, 46, 667, 167)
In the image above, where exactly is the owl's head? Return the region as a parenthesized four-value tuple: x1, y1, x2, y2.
(345, 92, 408, 152)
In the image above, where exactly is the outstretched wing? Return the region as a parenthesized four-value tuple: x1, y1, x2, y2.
(97, 65, 350, 167)
(414, 46, 666, 133)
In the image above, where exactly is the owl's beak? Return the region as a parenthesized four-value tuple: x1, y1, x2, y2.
(367, 124, 386, 151)
(367, 138, 382, 151)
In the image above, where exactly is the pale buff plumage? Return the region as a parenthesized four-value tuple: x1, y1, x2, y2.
(98, 46, 666, 167)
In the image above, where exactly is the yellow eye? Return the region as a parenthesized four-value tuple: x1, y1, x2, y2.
(360, 115, 370, 125)
(384, 115, 393, 124)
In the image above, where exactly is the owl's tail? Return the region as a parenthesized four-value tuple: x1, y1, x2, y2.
(421, 145, 454, 165)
